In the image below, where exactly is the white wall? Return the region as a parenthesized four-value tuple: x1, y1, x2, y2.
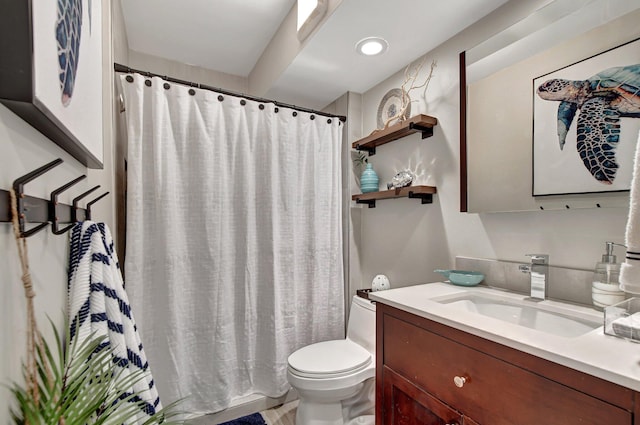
(249, 0, 344, 97)
(467, 8, 639, 212)
(1, 0, 629, 419)
(354, 0, 629, 291)
(127, 50, 249, 94)
(0, 1, 115, 420)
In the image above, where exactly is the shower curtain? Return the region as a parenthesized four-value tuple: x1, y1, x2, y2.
(120, 74, 345, 414)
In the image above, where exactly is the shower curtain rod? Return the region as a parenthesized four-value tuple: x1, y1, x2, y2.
(114, 63, 347, 123)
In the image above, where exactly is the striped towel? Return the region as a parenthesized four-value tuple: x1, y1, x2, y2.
(68, 221, 161, 422)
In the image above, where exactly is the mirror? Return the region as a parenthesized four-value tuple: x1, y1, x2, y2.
(461, 0, 640, 213)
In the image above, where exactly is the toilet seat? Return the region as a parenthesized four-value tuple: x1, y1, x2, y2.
(287, 296, 376, 424)
(288, 339, 372, 378)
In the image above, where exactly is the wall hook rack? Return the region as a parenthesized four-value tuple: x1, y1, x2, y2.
(13, 158, 63, 237)
(1, 159, 109, 237)
(72, 185, 100, 222)
(86, 192, 110, 220)
(51, 175, 86, 235)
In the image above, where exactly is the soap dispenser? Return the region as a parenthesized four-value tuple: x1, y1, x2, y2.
(592, 242, 625, 309)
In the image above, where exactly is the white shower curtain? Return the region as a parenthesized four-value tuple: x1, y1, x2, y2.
(120, 74, 345, 414)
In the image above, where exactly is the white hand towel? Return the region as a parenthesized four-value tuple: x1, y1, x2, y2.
(620, 130, 640, 294)
(611, 312, 640, 340)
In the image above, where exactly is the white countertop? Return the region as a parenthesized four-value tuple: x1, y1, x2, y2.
(369, 282, 640, 391)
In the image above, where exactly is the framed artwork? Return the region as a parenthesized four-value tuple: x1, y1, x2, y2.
(0, 0, 103, 168)
(532, 38, 640, 196)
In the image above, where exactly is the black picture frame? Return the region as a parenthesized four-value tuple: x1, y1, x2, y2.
(0, 0, 103, 169)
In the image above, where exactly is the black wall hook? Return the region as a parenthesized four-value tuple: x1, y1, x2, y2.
(13, 159, 63, 237)
(72, 185, 100, 222)
(86, 192, 110, 220)
(50, 175, 86, 235)
(2, 158, 109, 237)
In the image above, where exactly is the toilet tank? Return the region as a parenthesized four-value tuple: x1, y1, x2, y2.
(346, 295, 376, 354)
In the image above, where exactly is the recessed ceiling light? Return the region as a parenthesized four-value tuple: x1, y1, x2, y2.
(356, 37, 389, 56)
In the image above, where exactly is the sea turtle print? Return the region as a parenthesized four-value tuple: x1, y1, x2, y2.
(56, 0, 92, 106)
(536, 64, 640, 184)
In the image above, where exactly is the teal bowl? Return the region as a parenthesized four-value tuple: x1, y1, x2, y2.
(434, 269, 484, 287)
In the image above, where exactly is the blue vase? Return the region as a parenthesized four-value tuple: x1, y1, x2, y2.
(360, 163, 379, 193)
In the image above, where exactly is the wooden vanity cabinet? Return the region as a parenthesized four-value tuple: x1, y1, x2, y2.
(382, 366, 463, 424)
(376, 302, 638, 425)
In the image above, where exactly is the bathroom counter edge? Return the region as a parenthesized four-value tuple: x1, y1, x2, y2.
(369, 282, 640, 391)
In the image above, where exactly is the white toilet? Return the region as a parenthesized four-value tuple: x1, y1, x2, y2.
(287, 295, 376, 425)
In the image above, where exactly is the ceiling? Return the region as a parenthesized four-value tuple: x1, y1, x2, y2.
(121, 0, 510, 110)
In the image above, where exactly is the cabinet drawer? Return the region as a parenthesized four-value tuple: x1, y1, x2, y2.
(383, 315, 631, 425)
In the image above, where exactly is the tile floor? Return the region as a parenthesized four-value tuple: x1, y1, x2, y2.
(260, 400, 297, 425)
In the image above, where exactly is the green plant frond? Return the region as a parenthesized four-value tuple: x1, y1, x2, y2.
(10, 320, 184, 425)
(95, 402, 147, 425)
(40, 331, 62, 383)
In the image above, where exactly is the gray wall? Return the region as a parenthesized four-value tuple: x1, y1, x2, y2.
(353, 0, 629, 292)
(0, 0, 116, 419)
(1, 0, 630, 419)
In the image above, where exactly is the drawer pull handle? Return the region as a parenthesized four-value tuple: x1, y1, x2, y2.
(453, 376, 467, 388)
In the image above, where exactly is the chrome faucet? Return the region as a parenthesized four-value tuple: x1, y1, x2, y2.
(518, 254, 549, 300)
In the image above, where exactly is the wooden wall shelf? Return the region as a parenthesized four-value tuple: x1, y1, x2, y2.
(352, 185, 437, 208)
(352, 114, 438, 155)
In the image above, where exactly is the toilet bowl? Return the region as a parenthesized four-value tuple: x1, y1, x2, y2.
(287, 295, 376, 425)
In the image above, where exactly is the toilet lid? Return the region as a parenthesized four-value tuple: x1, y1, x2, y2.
(288, 340, 372, 378)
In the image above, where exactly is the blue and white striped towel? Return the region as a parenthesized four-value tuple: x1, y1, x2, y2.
(68, 221, 162, 422)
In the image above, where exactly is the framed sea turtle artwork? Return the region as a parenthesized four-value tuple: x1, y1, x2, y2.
(533, 37, 640, 196)
(0, 0, 104, 168)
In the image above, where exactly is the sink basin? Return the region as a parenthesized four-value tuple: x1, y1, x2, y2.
(435, 293, 602, 338)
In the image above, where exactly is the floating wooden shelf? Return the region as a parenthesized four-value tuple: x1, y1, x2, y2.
(352, 185, 437, 208)
(352, 114, 438, 155)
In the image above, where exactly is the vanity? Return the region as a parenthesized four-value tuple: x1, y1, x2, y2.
(370, 283, 640, 424)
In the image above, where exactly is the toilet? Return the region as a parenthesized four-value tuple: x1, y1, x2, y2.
(287, 295, 376, 425)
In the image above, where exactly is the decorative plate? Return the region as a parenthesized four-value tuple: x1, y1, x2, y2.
(376, 88, 411, 129)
